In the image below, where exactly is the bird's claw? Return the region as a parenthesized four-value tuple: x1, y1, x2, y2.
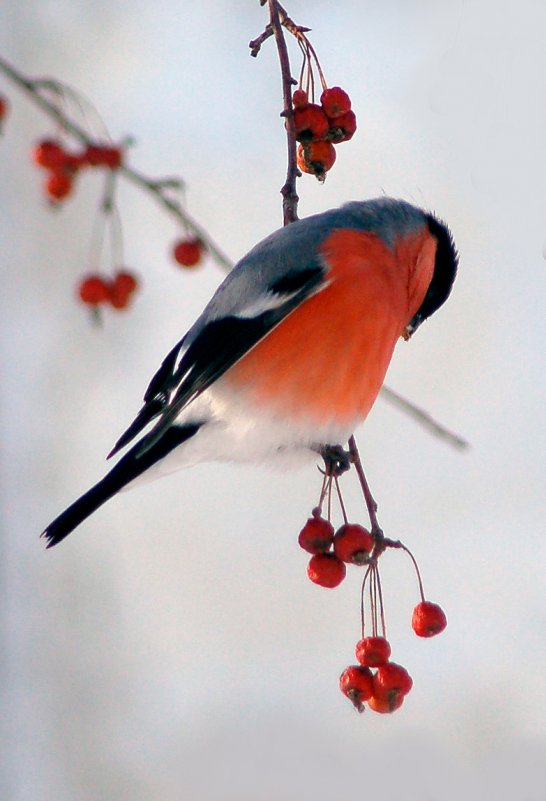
(318, 444, 352, 477)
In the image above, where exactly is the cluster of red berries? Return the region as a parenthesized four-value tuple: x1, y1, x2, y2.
(297, 471, 447, 715)
(340, 636, 412, 714)
(292, 86, 357, 180)
(78, 270, 138, 311)
(31, 138, 123, 202)
(299, 515, 372, 587)
(340, 599, 447, 715)
(172, 236, 204, 268)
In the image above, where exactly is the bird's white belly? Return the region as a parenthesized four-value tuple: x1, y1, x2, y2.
(159, 380, 359, 475)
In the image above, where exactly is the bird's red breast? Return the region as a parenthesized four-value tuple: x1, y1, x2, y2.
(224, 226, 437, 426)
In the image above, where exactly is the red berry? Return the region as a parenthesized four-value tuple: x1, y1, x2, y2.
(83, 143, 122, 169)
(0, 95, 8, 121)
(293, 103, 330, 142)
(100, 146, 122, 169)
(373, 662, 413, 704)
(367, 692, 405, 714)
(78, 275, 111, 305)
(83, 145, 105, 166)
(333, 523, 374, 564)
(307, 553, 346, 588)
(32, 139, 66, 170)
(45, 171, 73, 200)
(355, 636, 391, 667)
(327, 110, 357, 143)
(339, 665, 373, 712)
(320, 86, 352, 119)
(109, 270, 138, 309)
(292, 89, 309, 110)
(173, 237, 203, 268)
(297, 141, 336, 179)
(298, 516, 334, 554)
(412, 601, 447, 638)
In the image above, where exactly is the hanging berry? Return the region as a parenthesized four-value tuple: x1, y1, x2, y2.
(412, 601, 447, 638)
(78, 275, 111, 306)
(307, 552, 346, 588)
(327, 110, 357, 144)
(108, 270, 139, 309)
(355, 636, 391, 667)
(333, 523, 374, 564)
(293, 103, 330, 142)
(339, 665, 374, 713)
(291, 88, 309, 110)
(320, 86, 352, 119)
(298, 516, 335, 554)
(297, 141, 336, 180)
(45, 171, 74, 202)
(173, 237, 204, 268)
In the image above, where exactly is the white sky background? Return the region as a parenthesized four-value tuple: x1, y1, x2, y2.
(1, 1, 545, 799)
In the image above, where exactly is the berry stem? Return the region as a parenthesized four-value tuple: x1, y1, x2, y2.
(370, 565, 378, 636)
(334, 476, 349, 525)
(376, 565, 387, 639)
(314, 472, 330, 517)
(387, 540, 427, 603)
(360, 564, 372, 638)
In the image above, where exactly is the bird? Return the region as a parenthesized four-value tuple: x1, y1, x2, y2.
(41, 197, 458, 548)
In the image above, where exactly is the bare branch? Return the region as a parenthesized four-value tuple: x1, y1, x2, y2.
(0, 54, 233, 272)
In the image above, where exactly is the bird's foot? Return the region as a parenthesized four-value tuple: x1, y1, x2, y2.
(317, 443, 352, 477)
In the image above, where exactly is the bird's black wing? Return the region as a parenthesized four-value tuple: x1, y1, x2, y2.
(109, 263, 327, 460)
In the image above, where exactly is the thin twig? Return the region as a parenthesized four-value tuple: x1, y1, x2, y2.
(249, 24, 274, 57)
(380, 385, 469, 450)
(348, 435, 382, 536)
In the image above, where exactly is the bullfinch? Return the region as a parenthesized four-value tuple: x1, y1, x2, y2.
(42, 197, 457, 547)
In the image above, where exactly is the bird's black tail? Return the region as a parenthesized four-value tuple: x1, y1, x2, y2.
(41, 423, 202, 548)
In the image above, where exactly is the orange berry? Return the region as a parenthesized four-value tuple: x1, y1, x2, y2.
(293, 103, 329, 142)
(78, 275, 110, 305)
(327, 110, 357, 143)
(320, 86, 352, 119)
(292, 89, 309, 110)
(173, 237, 203, 268)
(367, 693, 404, 714)
(297, 141, 336, 179)
(45, 171, 73, 200)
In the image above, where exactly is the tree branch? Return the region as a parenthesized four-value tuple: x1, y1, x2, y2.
(0, 54, 233, 272)
(267, 0, 299, 224)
